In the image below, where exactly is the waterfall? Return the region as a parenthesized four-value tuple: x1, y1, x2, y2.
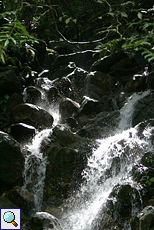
(60, 128, 151, 230)
(23, 128, 52, 211)
(118, 90, 150, 131)
(22, 89, 152, 229)
(58, 90, 152, 230)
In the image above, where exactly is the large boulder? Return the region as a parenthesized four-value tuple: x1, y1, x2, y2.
(59, 98, 80, 123)
(84, 71, 117, 102)
(23, 86, 42, 104)
(4, 186, 35, 216)
(10, 123, 36, 143)
(105, 184, 142, 229)
(77, 96, 99, 116)
(10, 103, 54, 129)
(43, 147, 83, 206)
(77, 111, 120, 138)
(42, 126, 92, 206)
(0, 69, 23, 97)
(131, 206, 154, 230)
(0, 131, 24, 192)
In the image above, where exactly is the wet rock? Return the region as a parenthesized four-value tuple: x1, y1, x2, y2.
(42, 127, 91, 206)
(85, 71, 117, 101)
(43, 147, 84, 206)
(53, 77, 72, 97)
(34, 77, 53, 91)
(52, 125, 83, 146)
(50, 62, 76, 80)
(131, 206, 154, 230)
(77, 96, 99, 116)
(0, 131, 24, 192)
(50, 50, 97, 72)
(10, 103, 53, 129)
(59, 98, 80, 123)
(31, 211, 62, 230)
(0, 69, 23, 97)
(38, 69, 50, 78)
(4, 186, 35, 216)
(91, 52, 138, 80)
(91, 51, 127, 73)
(23, 86, 42, 104)
(107, 184, 142, 226)
(10, 123, 36, 143)
(47, 86, 61, 103)
(77, 111, 120, 138)
(65, 117, 80, 131)
(67, 67, 88, 88)
(124, 75, 147, 93)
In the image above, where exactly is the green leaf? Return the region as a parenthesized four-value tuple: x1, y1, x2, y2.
(121, 12, 128, 18)
(4, 39, 9, 48)
(150, 177, 154, 182)
(10, 37, 17, 45)
(137, 12, 142, 19)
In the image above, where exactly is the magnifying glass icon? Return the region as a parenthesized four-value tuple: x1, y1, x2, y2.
(3, 211, 18, 227)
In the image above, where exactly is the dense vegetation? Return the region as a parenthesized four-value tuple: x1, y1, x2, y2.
(0, 0, 154, 66)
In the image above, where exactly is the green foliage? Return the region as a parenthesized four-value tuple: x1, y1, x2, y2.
(0, 0, 154, 67)
(0, 9, 39, 64)
(93, 1, 154, 65)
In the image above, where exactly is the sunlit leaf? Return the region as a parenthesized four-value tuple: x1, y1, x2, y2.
(121, 12, 128, 18)
(4, 39, 9, 48)
(137, 12, 142, 19)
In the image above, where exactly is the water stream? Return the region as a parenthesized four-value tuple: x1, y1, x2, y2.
(22, 90, 152, 229)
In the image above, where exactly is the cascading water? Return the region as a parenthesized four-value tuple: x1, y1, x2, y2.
(23, 128, 52, 211)
(22, 77, 61, 211)
(22, 88, 152, 229)
(57, 90, 153, 230)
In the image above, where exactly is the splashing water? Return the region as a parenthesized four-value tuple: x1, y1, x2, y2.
(58, 90, 153, 230)
(22, 90, 152, 229)
(23, 129, 52, 211)
(61, 127, 151, 230)
(118, 90, 150, 131)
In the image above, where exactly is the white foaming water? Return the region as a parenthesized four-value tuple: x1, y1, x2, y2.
(118, 90, 150, 131)
(57, 90, 152, 230)
(23, 129, 52, 211)
(61, 127, 151, 230)
(22, 90, 152, 229)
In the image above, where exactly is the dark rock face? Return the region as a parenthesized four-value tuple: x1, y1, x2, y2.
(23, 86, 42, 104)
(0, 131, 24, 192)
(131, 206, 154, 230)
(10, 103, 53, 129)
(0, 69, 23, 97)
(4, 186, 35, 216)
(59, 98, 80, 123)
(47, 86, 61, 103)
(98, 184, 142, 230)
(43, 147, 80, 205)
(85, 71, 117, 101)
(77, 111, 120, 138)
(42, 125, 92, 206)
(10, 123, 36, 143)
(77, 96, 99, 116)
